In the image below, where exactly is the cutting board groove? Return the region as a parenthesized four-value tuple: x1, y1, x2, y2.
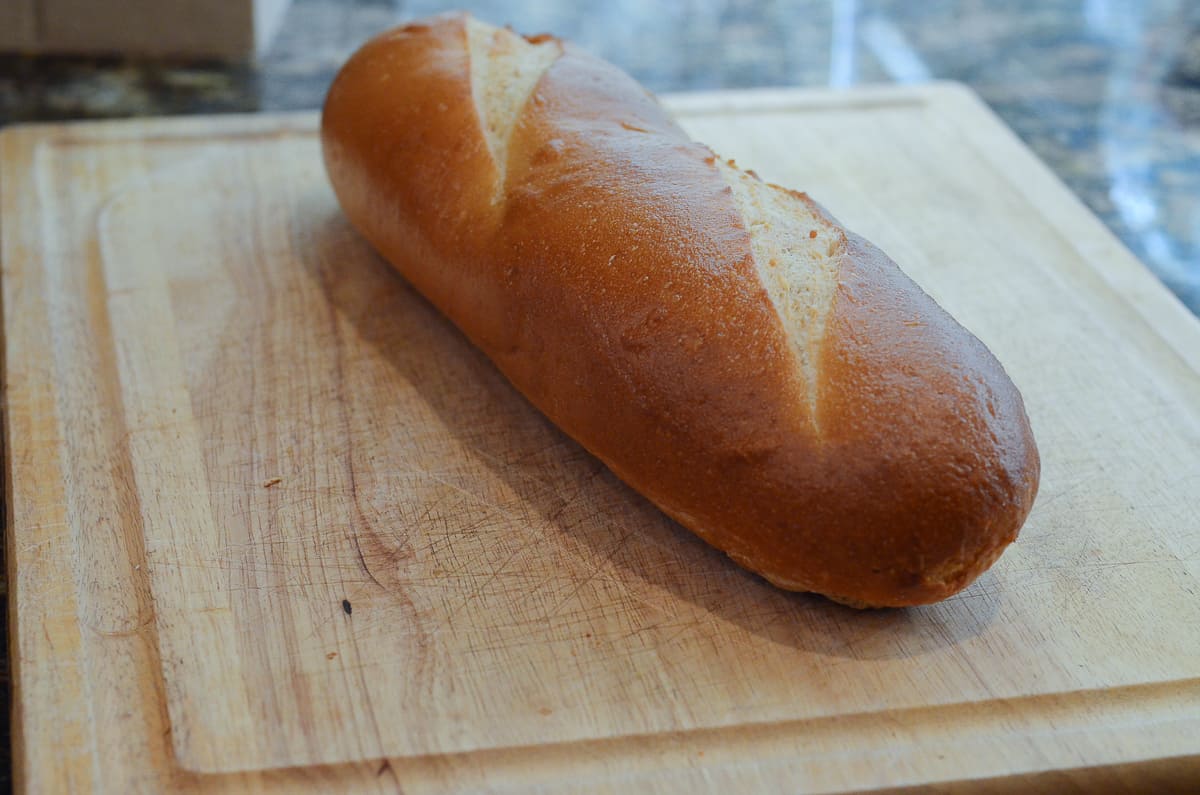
(4, 84, 1199, 793)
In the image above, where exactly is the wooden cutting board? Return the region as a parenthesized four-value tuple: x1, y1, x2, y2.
(4, 84, 1199, 793)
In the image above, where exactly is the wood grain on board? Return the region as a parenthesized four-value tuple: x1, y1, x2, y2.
(3, 84, 1199, 793)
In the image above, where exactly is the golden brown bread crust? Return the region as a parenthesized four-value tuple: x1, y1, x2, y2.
(320, 13, 1040, 607)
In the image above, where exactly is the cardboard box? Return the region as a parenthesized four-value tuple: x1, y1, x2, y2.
(0, 0, 37, 50)
(0, 0, 293, 58)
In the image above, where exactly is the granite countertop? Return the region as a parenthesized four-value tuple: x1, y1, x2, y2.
(0, 0, 1198, 789)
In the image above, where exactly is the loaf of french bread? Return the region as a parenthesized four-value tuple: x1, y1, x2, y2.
(320, 12, 1040, 607)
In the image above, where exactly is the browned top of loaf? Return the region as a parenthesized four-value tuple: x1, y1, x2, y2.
(321, 13, 1040, 607)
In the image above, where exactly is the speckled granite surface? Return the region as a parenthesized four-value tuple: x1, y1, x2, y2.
(0, 0, 1198, 789)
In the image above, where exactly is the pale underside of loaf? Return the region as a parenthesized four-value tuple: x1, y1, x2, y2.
(466, 18, 841, 423)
